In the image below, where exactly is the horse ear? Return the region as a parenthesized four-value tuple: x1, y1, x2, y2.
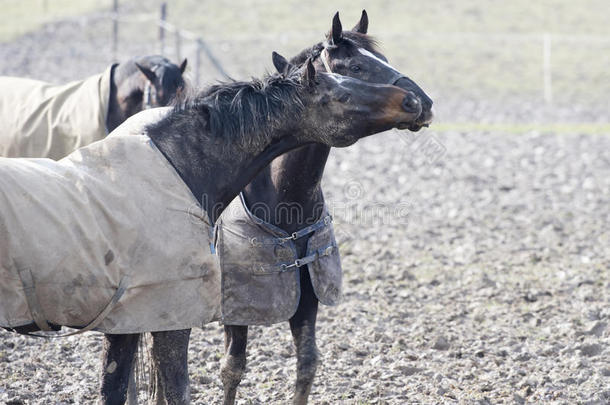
(179, 58, 188, 74)
(135, 62, 156, 83)
(330, 12, 343, 45)
(352, 10, 368, 34)
(272, 51, 291, 75)
(302, 58, 316, 87)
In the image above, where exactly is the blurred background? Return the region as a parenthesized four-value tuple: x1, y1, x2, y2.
(1, 1, 609, 403)
(1, 0, 609, 129)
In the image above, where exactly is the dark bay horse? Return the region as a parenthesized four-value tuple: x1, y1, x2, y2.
(220, 11, 433, 405)
(94, 53, 422, 404)
(0, 55, 186, 159)
(107, 55, 187, 132)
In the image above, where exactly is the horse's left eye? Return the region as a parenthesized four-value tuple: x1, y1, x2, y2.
(350, 65, 361, 73)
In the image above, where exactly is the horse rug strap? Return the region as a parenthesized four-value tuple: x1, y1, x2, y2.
(0, 64, 115, 160)
(17, 271, 130, 338)
(216, 193, 342, 325)
(0, 108, 221, 334)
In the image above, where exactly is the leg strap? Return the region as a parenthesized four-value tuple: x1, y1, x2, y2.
(17, 269, 130, 338)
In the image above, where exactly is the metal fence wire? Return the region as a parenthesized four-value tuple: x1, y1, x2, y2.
(108, 1, 610, 109)
(111, 1, 230, 85)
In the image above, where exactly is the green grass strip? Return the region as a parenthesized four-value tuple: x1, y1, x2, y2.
(432, 122, 610, 135)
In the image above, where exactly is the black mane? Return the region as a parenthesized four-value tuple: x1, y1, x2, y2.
(289, 31, 381, 66)
(149, 69, 305, 152)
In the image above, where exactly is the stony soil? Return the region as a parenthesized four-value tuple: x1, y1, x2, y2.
(1, 9, 609, 405)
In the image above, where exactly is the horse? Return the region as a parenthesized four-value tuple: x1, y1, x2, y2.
(218, 11, 434, 405)
(0, 52, 421, 404)
(0, 55, 187, 159)
(102, 10, 435, 405)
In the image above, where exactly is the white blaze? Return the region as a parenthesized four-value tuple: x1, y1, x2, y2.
(358, 48, 401, 74)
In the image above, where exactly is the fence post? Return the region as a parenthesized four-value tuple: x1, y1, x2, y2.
(543, 33, 552, 104)
(195, 39, 202, 86)
(112, 0, 118, 62)
(159, 2, 167, 55)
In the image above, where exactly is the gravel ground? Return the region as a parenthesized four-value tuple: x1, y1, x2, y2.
(1, 11, 609, 405)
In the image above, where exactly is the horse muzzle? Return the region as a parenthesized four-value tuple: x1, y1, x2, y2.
(396, 92, 425, 130)
(401, 93, 422, 114)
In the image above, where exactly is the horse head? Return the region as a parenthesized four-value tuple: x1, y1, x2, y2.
(293, 11, 434, 131)
(107, 55, 187, 131)
(134, 55, 187, 108)
(272, 52, 421, 147)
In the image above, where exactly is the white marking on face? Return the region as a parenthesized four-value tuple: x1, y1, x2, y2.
(358, 48, 401, 74)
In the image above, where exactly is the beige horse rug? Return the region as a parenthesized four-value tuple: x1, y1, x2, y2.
(0, 109, 220, 334)
(0, 65, 114, 160)
(216, 194, 342, 325)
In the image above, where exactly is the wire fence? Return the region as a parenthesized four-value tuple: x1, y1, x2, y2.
(107, 0, 610, 110)
(110, 0, 230, 84)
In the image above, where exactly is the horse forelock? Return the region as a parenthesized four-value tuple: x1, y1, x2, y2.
(336, 31, 381, 55)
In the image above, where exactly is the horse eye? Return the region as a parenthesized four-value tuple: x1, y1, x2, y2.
(350, 65, 361, 73)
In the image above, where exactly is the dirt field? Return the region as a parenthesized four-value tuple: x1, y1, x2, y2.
(1, 2, 609, 404)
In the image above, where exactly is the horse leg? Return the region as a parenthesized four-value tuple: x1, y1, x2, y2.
(150, 329, 191, 405)
(221, 325, 248, 405)
(100, 333, 140, 405)
(289, 269, 319, 405)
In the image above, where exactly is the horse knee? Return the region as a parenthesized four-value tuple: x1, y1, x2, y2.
(221, 353, 246, 388)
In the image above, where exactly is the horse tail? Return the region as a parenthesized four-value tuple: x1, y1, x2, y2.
(126, 333, 154, 404)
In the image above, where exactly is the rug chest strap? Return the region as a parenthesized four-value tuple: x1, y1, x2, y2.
(280, 244, 336, 271)
(279, 215, 333, 242)
(17, 273, 131, 338)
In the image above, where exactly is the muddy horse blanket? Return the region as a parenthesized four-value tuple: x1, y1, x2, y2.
(0, 65, 114, 160)
(216, 194, 342, 325)
(0, 109, 220, 334)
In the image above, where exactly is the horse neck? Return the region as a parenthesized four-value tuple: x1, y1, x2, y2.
(148, 117, 305, 225)
(243, 143, 331, 233)
(106, 63, 145, 132)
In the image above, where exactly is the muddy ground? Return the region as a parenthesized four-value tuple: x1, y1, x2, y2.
(0, 9, 609, 405)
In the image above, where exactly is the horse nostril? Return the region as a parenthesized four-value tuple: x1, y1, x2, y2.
(402, 95, 420, 113)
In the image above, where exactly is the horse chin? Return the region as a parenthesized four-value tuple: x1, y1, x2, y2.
(396, 122, 421, 131)
(409, 123, 425, 132)
(396, 121, 430, 132)
(398, 108, 433, 132)
(396, 122, 414, 131)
